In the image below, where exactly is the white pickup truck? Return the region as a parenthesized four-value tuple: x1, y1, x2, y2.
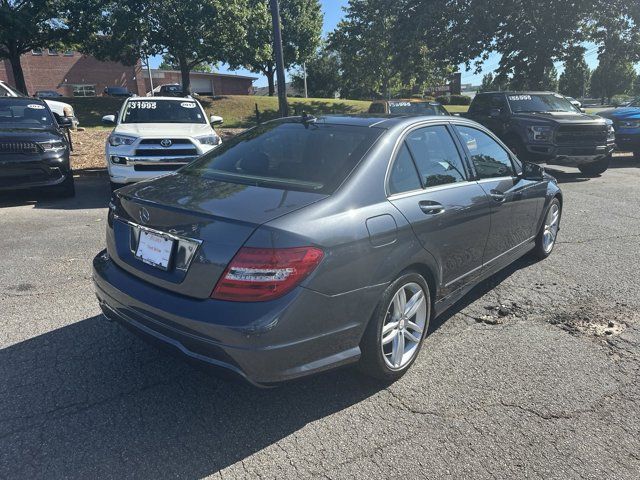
(102, 96, 223, 190)
(0, 81, 78, 127)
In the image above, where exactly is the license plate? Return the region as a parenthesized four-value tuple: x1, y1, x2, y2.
(135, 230, 174, 270)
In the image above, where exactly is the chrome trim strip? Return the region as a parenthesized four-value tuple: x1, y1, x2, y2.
(387, 180, 476, 201)
(444, 235, 536, 288)
(114, 214, 203, 244)
(476, 176, 515, 184)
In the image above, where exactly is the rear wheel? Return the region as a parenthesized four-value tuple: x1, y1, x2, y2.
(532, 198, 561, 260)
(359, 273, 431, 381)
(578, 155, 610, 176)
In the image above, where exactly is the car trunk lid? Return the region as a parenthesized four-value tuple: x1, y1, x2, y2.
(109, 173, 327, 298)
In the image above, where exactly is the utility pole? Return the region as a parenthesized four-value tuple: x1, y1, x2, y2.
(269, 0, 289, 117)
(146, 54, 154, 96)
(303, 62, 308, 98)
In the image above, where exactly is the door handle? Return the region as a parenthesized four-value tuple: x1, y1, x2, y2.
(489, 190, 506, 202)
(418, 200, 445, 215)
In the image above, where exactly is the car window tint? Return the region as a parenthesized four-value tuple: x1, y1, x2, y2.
(455, 126, 514, 179)
(184, 121, 383, 194)
(469, 95, 490, 114)
(389, 143, 421, 195)
(404, 126, 467, 187)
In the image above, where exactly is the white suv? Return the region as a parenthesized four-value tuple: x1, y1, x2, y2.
(102, 96, 223, 190)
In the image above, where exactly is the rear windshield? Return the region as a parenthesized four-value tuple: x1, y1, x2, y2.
(387, 101, 448, 115)
(0, 99, 54, 128)
(121, 99, 206, 124)
(182, 121, 383, 194)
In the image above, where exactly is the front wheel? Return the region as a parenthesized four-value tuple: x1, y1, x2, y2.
(578, 156, 610, 176)
(359, 273, 431, 381)
(532, 198, 561, 260)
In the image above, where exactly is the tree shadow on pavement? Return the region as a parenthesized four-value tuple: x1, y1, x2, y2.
(0, 314, 383, 478)
(0, 176, 110, 210)
(428, 254, 539, 334)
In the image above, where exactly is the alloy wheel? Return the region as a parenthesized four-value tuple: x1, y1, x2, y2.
(380, 282, 428, 370)
(543, 203, 560, 253)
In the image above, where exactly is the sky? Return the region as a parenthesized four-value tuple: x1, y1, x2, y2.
(150, 0, 614, 88)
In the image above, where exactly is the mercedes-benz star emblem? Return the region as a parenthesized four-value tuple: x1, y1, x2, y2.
(160, 138, 172, 148)
(139, 207, 150, 224)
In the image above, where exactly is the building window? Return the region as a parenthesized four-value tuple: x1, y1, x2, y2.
(63, 51, 74, 57)
(48, 49, 59, 56)
(32, 49, 43, 56)
(72, 85, 96, 97)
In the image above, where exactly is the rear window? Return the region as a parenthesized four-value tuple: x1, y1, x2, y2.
(182, 121, 383, 194)
(387, 102, 448, 115)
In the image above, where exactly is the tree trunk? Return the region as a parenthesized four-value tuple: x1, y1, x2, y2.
(178, 57, 191, 94)
(266, 64, 275, 96)
(8, 50, 28, 95)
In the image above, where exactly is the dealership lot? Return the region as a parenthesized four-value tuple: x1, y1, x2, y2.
(1, 157, 639, 478)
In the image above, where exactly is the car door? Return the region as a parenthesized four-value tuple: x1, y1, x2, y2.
(388, 124, 492, 297)
(452, 124, 542, 264)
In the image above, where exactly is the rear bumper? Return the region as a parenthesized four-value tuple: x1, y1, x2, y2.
(0, 154, 71, 191)
(92, 250, 383, 385)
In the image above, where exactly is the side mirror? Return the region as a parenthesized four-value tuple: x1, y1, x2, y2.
(102, 114, 116, 125)
(210, 115, 223, 125)
(489, 108, 501, 118)
(521, 161, 544, 181)
(580, 107, 586, 113)
(57, 116, 73, 129)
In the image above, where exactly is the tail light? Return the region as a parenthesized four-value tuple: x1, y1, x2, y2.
(211, 246, 324, 302)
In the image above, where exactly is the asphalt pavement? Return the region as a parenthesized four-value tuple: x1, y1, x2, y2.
(1, 157, 639, 479)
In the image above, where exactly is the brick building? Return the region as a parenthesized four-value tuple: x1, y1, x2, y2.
(0, 50, 256, 96)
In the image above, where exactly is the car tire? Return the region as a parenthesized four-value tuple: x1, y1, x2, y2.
(359, 273, 431, 382)
(578, 155, 610, 176)
(51, 173, 76, 198)
(532, 198, 561, 260)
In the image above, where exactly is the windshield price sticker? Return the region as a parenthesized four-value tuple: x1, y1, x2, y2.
(389, 102, 411, 107)
(127, 101, 157, 109)
(27, 104, 46, 109)
(508, 95, 532, 101)
(180, 102, 197, 108)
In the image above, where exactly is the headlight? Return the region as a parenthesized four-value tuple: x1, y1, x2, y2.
(38, 140, 66, 152)
(196, 134, 220, 146)
(108, 134, 137, 147)
(607, 124, 616, 140)
(620, 120, 640, 129)
(527, 125, 553, 142)
(63, 105, 74, 117)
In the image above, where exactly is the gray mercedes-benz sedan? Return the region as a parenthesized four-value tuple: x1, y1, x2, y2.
(93, 115, 562, 385)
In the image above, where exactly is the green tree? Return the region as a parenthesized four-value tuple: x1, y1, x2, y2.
(291, 45, 341, 98)
(81, 0, 247, 93)
(479, 73, 508, 92)
(158, 54, 215, 73)
(558, 48, 590, 98)
(0, 0, 80, 94)
(632, 73, 640, 97)
(590, 60, 636, 103)
(228, 0, 323, 96)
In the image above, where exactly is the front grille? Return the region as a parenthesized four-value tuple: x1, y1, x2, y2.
(139, 138, 193, 145)
(0, 141, 40, 154)
(135, 148, 198, 157)
(555, 125, 608, 145)
(134, 164, 184, 172)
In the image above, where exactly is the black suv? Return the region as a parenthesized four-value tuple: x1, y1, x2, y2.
(0, 97, 75, 197)
(465, 91, 615, 175)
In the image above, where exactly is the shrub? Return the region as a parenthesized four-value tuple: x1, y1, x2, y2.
(436, 94, 471, 105)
